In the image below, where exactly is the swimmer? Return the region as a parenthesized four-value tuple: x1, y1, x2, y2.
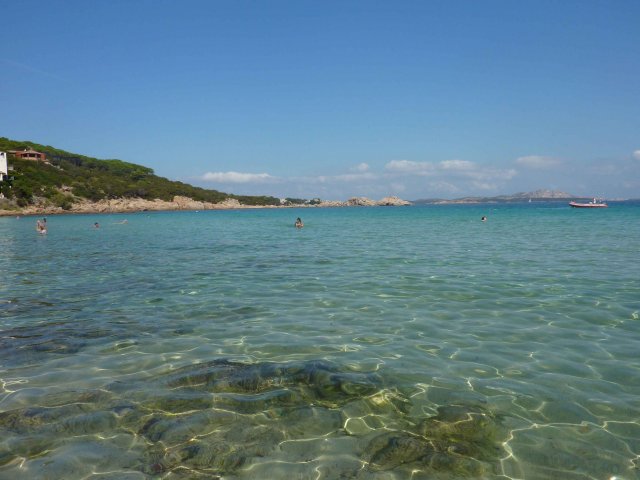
(94, 222, 100, 228)
(481, 216, 487, 222)
(36, 219, 47, 234)
(295, 217, 304, 228)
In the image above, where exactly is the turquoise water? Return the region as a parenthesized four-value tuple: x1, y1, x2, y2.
(1, 203, 639, 480)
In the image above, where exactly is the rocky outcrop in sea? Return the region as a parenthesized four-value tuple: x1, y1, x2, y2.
(319, 196, 411, 207)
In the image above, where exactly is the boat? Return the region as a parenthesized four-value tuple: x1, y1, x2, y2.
(569, 198, 608, 208)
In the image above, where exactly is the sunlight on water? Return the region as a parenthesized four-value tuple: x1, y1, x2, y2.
(1, 204, 639, 479)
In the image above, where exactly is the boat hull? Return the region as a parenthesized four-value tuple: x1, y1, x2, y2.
(569, 202, 607, 208)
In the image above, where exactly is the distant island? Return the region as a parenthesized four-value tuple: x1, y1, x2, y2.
(414, 189, 590, 204)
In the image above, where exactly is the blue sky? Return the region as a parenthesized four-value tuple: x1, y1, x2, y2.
(2, 0, 639, 200)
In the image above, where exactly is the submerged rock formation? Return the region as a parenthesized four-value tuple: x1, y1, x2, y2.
(364, 404, 505, 475)
(0, 354, 506, 478)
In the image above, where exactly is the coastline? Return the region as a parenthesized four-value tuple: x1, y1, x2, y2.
(0, 195, 411, 217)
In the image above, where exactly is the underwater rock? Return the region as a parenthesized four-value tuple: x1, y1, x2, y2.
(31, 339, 85, 354)
(0, 358, 506, 479)
(0, 403, 92, 434)
(175, 440, 246, 471)
(417, 404, 505, 461)
(363, 404, 504, 476)
(223, 423, 286, 449)
(143, 424, 286, 476)
(163, 358, 381, 407)
(0, 322, 132, 367)
(367, 432, 437, 470)
(84, 473, 147, 480)
(272, 405, 342, 437)
(211, 388, 303, 414)
(154, 469, 220, 480)
(60, 411, 118, 436)
(1, 434, 55, 467)
(138, 409, 237, 444)
(140, 390, 214, 413)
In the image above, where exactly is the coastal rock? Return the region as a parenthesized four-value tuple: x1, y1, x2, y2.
(317, 196, 411, 207)
(377, 196, 411, 206)
(214, 198, 242, 209)
(346, 197, 377, 206)
(317, 200, 345, 207)
(3, 196, 254, 216)
(68, 198, 177, 213)
(0, 194, 411, 216)
(172, 196, 206, 210)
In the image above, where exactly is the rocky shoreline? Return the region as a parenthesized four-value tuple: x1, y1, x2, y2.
(0, 195, 411, 216)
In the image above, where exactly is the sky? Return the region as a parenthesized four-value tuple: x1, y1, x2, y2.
(1, 0, 639, 200)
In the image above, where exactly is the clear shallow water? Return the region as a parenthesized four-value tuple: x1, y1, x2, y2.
(0, 203, 639, 480)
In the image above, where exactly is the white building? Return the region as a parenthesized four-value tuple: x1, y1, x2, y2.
(0, 152, 8, 181)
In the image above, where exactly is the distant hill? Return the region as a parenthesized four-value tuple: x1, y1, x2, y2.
(412, 189, 581, 204)
(0, 137, 280, 209)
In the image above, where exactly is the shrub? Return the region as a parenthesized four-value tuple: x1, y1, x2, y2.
(51, 192, 74, 210)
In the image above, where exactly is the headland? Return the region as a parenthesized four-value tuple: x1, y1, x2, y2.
(0, 195, 412, 217)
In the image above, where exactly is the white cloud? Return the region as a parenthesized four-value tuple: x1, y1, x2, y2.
(351, 162, 370, 172)
(439, 159, 516, 181)
(385, 160, 435, 174)
(312, 172, 377, 183)
(201, 171, 277, 183)
(515, 155, 560, 169)
(197, 156, 520, 200)
(335, 172, 377, 182)
(439, 159, 475, 171)
(633, 150, 640, 161)
(386, 158, 514, 181)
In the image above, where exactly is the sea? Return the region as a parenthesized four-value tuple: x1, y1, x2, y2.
(0, 202, 639, 480)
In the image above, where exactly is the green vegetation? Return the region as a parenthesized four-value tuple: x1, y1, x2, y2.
(282, 197, 321, 206)
(0, 137, 281, 208)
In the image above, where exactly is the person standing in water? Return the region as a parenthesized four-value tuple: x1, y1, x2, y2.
(295, 217, 304, 228)
(36, 218, 47, 234)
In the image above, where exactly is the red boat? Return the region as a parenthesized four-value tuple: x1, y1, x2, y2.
(569, 199, 608, 208)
